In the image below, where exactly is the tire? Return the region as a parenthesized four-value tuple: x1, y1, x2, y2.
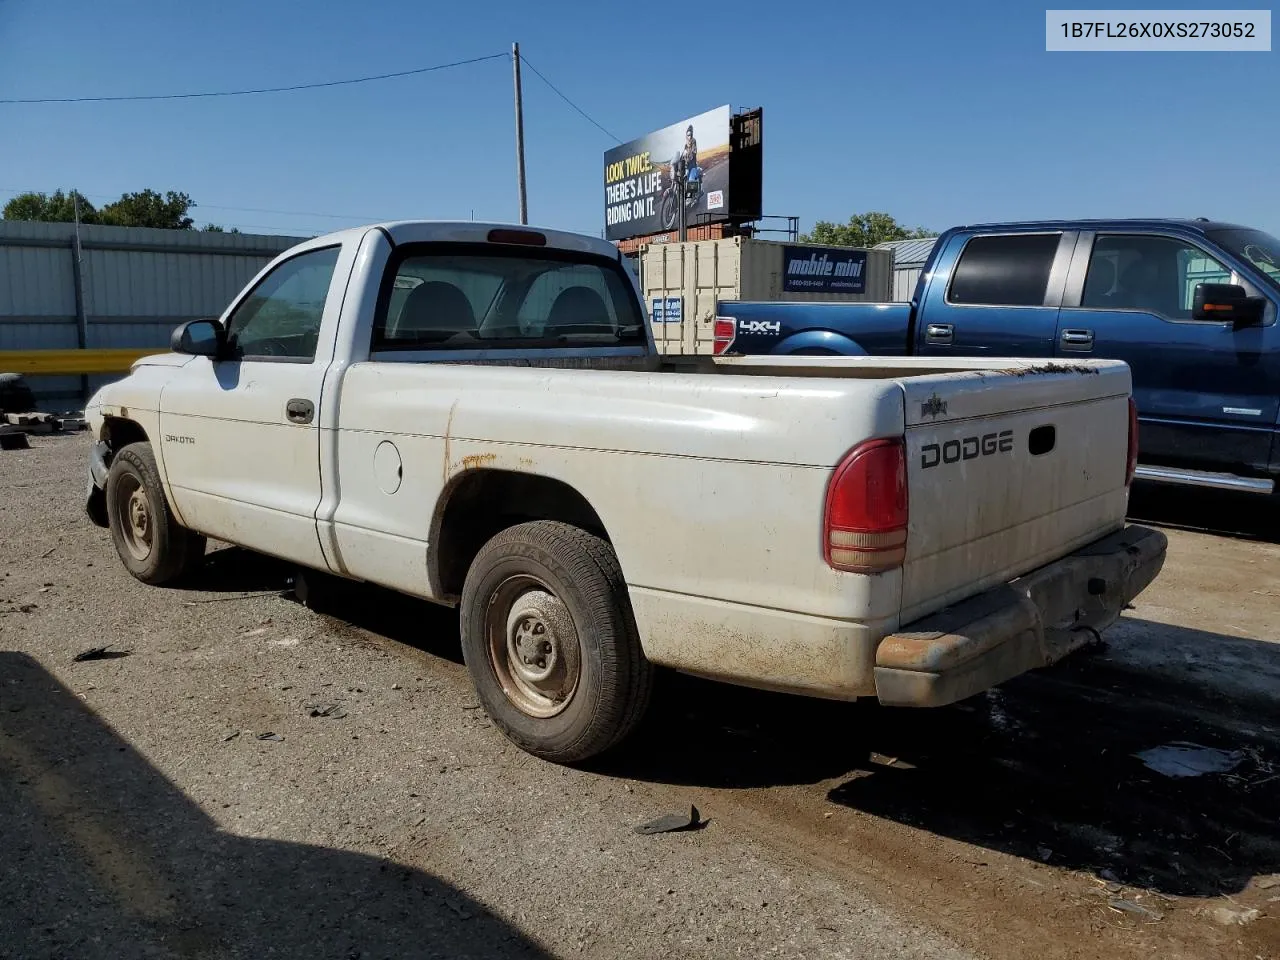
(105, 442, 206, 585)
(459, 521, 653, 764)
(660, 192, 678, 231)
(0, 372, 36, 415)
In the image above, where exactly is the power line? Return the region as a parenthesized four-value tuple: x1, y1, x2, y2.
(518, 54, 621, 143)
(0, 53, 507, 104)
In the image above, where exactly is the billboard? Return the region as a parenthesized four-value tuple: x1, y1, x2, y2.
(781, 245, 868, 294)
(604, 105, 732, 242)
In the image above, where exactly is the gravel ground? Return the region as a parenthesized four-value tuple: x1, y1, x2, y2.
(2, 434, 1279, 960)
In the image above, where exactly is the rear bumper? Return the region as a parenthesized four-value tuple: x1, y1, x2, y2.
(874, 524, 1167, 707)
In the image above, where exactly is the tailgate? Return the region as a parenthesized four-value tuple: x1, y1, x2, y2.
(898, 363, 1132, 624)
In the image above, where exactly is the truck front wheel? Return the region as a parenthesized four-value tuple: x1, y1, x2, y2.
(460, 521, 653, 763)
(105, 442, 206, 585)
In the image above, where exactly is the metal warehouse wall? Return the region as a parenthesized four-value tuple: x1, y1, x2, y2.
(873, 237, 939, 302)
(0, 220, 308, 408)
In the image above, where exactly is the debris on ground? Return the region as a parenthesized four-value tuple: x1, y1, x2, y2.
(72, 646, 129, 662)
(1256, 875, 1280, 890)
(306, 702, 348, 719)
(1208, 905, 1261, 926)
(634, 805, 703, 835)
(256, 732, 284, 742)
(1133, 742, 1244, 778)
(183, 591, 281, 605)
(1, 411, 89, 435)
(1107, 898, 1163, 921)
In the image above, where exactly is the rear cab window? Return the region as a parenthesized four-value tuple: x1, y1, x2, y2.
(947, 233, 1062, 307)
(372, 243, 645, 354)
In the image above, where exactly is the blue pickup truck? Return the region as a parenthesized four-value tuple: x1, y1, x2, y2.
(720, 219, 1280, 496)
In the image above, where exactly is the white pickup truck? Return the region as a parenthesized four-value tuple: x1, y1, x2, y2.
(84, 222, 1166, 762)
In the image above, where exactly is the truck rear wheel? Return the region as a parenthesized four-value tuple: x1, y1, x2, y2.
(105, 442, 206, 585)
(459, 521, 653, 763)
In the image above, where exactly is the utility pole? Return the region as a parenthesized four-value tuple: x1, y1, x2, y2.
(512, 42, 528, 225)
(71, 192, 89, 402)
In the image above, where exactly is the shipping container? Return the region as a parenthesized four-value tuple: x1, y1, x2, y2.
(640, 236, 893, 354)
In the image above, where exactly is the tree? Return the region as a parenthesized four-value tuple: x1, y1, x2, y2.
(97, 189, 196, 230)
(202, 223, 225, 232)
(2, 189, 98, 223)
(800, 211, 933, 247)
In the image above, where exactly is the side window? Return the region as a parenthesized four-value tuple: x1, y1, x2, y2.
(1082, 235, 1233, 320)
(948, 234, 1061, 307)
(224, 246, 340, 360)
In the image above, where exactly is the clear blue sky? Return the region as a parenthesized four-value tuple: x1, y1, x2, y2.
(1, 0, 1275, 239)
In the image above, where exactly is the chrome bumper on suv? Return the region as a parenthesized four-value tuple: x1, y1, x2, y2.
(874, 525, 1168, 708)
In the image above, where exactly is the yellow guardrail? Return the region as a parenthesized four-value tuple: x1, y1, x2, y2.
(0, 348, 162, 376)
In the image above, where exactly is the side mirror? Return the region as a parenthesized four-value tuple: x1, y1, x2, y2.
(171, 319, 225, 357)
(1192, 283, 1267, 327)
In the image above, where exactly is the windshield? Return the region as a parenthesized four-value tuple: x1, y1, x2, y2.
(1206, 228, 1280, 294)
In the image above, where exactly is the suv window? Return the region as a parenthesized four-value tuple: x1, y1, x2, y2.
(224, 246, 340, 360)
(948, 233, 1061, 307)
(1082, 235, 1233, 320)
(374, 244, 644, 351)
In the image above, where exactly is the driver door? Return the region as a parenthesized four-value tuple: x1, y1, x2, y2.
(159, 244, 348, 568)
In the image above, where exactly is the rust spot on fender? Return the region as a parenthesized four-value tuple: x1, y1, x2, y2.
(460, 453, 497, 471)
(442, 401, 458, 483)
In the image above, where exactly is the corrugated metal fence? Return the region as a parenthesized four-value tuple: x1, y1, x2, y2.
(0, 220, 307, 408)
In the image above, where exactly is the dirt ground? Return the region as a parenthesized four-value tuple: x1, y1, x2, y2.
(2, 434, 1279, 959)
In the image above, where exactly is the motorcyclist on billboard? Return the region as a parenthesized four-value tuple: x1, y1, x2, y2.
(670, 125, 700, 193)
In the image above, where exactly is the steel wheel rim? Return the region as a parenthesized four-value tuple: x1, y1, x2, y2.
(113, 474, 153, 562)
(484, 574, 581, 719)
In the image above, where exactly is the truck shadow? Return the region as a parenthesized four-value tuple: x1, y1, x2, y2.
(1128, 482, 1280, 543)
(174, 549, 1280, 897)
(610, 624, 1280, 899)
(179, 545, 467, 665)
(0, 651, 546, 959)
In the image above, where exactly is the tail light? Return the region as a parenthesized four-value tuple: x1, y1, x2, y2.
(824, 438, 908, 573)
(712, 316, 736, 355)
(1125, 397, 1139, 486)
(487, 228, 546, 246)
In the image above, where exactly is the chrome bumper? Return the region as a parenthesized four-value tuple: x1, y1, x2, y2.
(873, 525, 1168, 708)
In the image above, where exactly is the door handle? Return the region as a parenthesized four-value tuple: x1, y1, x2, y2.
(285, 398, 314, 424)
(1060, 329, 1095, 350)
(925, 322, 954, 346)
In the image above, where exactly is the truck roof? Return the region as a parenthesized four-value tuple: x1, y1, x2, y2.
(951, 218, 1252, 234)
(300, 221, 622, 261)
